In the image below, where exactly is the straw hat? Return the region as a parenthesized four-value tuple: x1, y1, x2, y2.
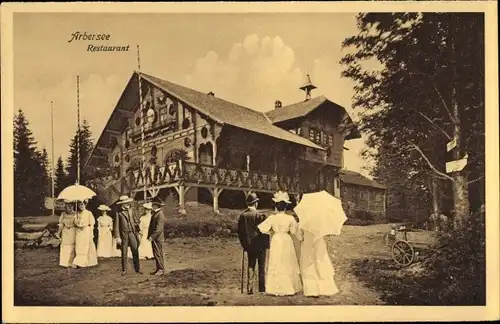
(272, 190, 291, 204)
(116, 195, 134, 205)
(142, 202, 153, 210)
(97, 204, 111, 211)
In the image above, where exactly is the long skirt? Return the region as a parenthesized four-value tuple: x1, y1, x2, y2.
(138, 233, 154, 259)
(59, 227, 76, 267)
(97, 228, 114, 258)
(300, 232, 339, 296)
(265, 232, 302, 296)
(73, 226, 98, 267)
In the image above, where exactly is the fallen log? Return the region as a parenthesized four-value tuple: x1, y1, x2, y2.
(19, 223, 49, 233)
(15, 228, 51, 241)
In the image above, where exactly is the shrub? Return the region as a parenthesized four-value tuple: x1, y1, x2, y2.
(420, 218, 486, 305)
(344, 218, 374, 226)
(163, 205, 240, 238)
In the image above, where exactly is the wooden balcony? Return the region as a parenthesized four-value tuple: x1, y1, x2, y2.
(127, 161, 320, 195)
(90, 160, 321, 205)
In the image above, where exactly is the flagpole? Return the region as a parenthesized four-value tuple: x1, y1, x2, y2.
(76, 75, 81, 186)
(137, 44, 147, 202)
(51, 101, 55, 216)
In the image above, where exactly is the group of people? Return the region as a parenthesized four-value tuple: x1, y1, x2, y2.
(56, 195, 166, 276)
(237, 190, 340, 297)
(57, 189, 340, 297)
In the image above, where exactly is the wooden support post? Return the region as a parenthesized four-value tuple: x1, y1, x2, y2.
(212, 141, 217, 166)
(208, 187, 223, 214)
(174, 185, 187, 216)
(179, 185, 186, 215)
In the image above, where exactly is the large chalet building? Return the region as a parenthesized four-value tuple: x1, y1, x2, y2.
(85, 71, 361, 213)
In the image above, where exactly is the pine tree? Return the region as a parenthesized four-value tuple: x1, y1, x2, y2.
(66, 119, 95, 185)
(39, 148, 51, 197)
(14, 109, 46, 216)
(55, 156, 67, 195)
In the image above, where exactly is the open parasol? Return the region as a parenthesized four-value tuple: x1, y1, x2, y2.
(57, 183, 96, 202)
(293, 190, 348, 239)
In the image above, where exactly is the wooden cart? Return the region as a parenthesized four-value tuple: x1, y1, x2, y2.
(383, 223, 434, 267)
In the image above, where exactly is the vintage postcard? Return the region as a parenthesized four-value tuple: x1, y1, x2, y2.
(1, 1, 499, 323)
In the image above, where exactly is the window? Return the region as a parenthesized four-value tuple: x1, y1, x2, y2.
(159, 107, 168, 123)
(328, 134, 333, 146)
(123, 129, 131, 148)
(320, 131, 327, 145)
(183, 105, 191, 122)
(309, 128, 315, 141)
(315, 130, 321, 144)
(297, 127, 302, 136)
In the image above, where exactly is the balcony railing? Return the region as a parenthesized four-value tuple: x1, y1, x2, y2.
(91, 160, 321, 197)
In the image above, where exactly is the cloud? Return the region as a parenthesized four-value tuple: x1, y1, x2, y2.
(184, 33, 305, 111)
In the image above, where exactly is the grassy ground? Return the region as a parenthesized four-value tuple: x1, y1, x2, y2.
(13, 206, 438, 306)
(14, 226, 392, 306)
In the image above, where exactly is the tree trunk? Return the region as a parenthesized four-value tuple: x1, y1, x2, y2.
(431, 176, 440, 216)
(450, 14, 470, 227)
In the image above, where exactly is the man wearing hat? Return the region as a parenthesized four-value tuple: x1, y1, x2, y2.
(237, 192, 270, 294)
(147, 196, 166, 276)
(113, 195, 142, 275)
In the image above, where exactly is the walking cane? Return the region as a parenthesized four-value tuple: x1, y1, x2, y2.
(240, 249, 245, 293)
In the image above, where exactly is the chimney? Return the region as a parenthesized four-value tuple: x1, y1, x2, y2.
(207, 91, 215, 96)
(274, 100, 282, 109)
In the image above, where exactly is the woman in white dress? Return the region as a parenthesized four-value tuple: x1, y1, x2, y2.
(138, 202, 154, 260)
(96, 205, 114, 258)
(257, 191, 302, 296)
(56, 200, 77, 267)
(73, 200, 98, 268)
(296, 228, 340, 297)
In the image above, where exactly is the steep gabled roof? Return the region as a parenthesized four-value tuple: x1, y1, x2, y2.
(139, 72, 324, 150)
(264, 95, 361, 140)
(339, 169, 386, 189)
(86, 71, 326, 167)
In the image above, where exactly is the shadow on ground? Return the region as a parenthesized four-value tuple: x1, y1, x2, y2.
(351, 257, 485, 306)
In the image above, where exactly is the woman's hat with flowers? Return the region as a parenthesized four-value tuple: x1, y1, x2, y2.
(272, 190, 291, 204)
(142, 202, 153, 210)
(97, 204, 111, 211)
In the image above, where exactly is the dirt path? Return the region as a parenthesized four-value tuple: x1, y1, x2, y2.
(14, 225, 390, 306)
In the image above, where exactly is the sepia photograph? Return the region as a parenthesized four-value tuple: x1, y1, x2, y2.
(2, 1, 498, 323)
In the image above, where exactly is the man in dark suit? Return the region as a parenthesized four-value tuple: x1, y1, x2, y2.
(237, 192, 270, 294)
(147, 196, 166, 276)
(113, 195, 142, 275)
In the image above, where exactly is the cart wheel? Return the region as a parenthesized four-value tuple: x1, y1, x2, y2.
(392, 240, 414, 267)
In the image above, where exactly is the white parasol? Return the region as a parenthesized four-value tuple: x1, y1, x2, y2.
(57, 183, 96, 202)
(293, 190, 348, 239)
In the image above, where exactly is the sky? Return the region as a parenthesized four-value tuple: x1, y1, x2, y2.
(14, 12, 374, 177)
